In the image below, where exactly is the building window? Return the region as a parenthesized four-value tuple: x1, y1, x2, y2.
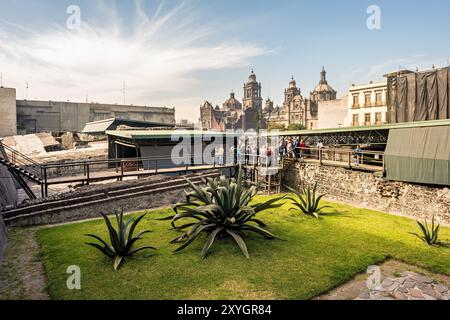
(352, 114, 359, 126)
(365, 113, 371, 126)
(364, 93, 372, 107)
(352, 95, 359, 109)
(375, 91, 383, 107)
(375, 112, 382, 125)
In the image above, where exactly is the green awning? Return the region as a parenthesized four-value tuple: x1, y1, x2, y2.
(385, 126, 450, 186)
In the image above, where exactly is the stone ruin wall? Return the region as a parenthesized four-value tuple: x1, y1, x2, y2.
(283, 162, 450, 225)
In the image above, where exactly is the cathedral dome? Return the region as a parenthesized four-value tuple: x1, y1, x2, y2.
(310, 67, 337, 101)
(313, 67, 335, 93)
(223, 91, 242, 110)
(313, 82, 335, 93)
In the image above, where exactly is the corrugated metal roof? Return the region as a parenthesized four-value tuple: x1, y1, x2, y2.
(106, 130, 242, 140)
(105, 120, 450, 140)
(82, 119, 116, 134)
(83, 118, 174, 134)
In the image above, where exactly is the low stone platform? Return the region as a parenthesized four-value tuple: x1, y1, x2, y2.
(317, 260, 450, 300)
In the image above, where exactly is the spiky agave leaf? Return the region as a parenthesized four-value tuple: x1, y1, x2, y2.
(164, 166, 285, 259)
(285, 183, 329, 219)
(85, 210, 157, 270)
(410, 216, 441, 246)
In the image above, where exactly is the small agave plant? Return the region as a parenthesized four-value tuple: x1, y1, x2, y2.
(285, 183, 330, 219)
(162, 167, 286, 259)
(410, 216, 441, 246)
(85, 209, 157, 270)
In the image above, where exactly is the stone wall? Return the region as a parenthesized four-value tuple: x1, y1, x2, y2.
(8, 188, 187, 228)
(283, 162, 450, 225)
(0, 214, 6, 262)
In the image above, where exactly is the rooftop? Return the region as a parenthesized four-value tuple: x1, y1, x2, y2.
(268, 119, 450, 137)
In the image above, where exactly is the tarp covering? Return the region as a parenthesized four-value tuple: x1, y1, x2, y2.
(387, 67, 450, 123)
(385, 126, 450, 186)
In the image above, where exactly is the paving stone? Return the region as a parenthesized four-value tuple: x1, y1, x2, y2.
(393, 277, 408, 285)
(385, 282, 400, 292)
(381, 278, 395, 287)
(358, 291, 370, 299)
(401, 271, 418, 277)
(369, 292, 381, 300)
(411, 275, 434, 284)
(392, 291, 408, 300)
(409, 288, 424, 299)
(433, 284, 449, 294)
(420, 286, 441, 299)
(397, 286, 408, 293)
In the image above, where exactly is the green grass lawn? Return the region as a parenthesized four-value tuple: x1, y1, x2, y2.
(37, 196, 450, 300)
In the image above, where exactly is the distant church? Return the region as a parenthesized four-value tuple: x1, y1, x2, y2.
(200, 67, 336, 131)
(265, 67, 337, 130)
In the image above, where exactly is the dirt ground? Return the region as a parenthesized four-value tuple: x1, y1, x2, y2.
(0, 228, 49, 300)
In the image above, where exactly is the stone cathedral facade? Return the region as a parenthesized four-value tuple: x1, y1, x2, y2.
(200, 67, 337, 131)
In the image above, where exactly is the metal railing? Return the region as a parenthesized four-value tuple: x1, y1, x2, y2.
(0, 141, 43, 179)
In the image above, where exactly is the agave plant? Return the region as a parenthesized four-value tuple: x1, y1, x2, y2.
(410, 216, 441, 246)
(85, 209, 157, 270)
(161, 167, 285, 259)
(285, 183, 330, 219)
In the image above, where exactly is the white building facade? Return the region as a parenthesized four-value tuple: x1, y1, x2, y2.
(344, 81, 388, 127)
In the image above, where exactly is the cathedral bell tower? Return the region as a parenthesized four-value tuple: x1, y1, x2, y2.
(242, 69, 264, 131)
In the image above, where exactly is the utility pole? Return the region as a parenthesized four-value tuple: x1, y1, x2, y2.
(123, 81, 126, 105)
(0, 73, 3, 87)
(26, 81, 29, 99)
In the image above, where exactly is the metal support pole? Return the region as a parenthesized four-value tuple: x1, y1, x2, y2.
(44, 167, 48, 198)
(86, 164, 90, 185)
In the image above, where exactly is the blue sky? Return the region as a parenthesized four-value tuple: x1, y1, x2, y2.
(0, 0, 449, 121)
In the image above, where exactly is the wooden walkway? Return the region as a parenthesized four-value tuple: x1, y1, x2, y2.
(302, 159, 384, 172)
(46, 164, 235, 186)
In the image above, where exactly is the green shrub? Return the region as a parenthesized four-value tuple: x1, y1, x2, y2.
(285, 183, 330, 219)
(162, 167, 286, 259)
(85, 209, 157, 270)
(410, 216, 441, 246)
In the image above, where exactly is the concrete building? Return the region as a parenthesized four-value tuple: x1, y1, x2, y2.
(317, 95, 348, 129)
(0, 87, 17, 137)
(16, 100, 176, 134)
(344, 81, 388, 127)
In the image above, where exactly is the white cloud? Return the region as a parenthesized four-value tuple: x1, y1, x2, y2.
(0, 0, 268, 120)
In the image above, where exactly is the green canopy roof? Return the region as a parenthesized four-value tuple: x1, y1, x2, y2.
(385, 126, 450, 186)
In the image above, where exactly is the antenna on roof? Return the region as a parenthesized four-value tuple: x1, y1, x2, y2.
(123, 80, 126, 105)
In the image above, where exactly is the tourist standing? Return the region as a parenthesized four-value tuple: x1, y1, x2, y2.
(300, 139, 306, 159)
(355, 145, 362, 166)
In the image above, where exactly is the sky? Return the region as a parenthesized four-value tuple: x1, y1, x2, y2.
(1, 0, 450, 122)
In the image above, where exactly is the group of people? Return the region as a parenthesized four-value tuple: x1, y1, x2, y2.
(213, 139, 364, 168)
(278, 137, 308, 159)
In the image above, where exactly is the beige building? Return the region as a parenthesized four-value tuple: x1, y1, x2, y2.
(0, 87, 17, 137)
(344, 81, 388, 127)
(317, 95, 348, 129)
